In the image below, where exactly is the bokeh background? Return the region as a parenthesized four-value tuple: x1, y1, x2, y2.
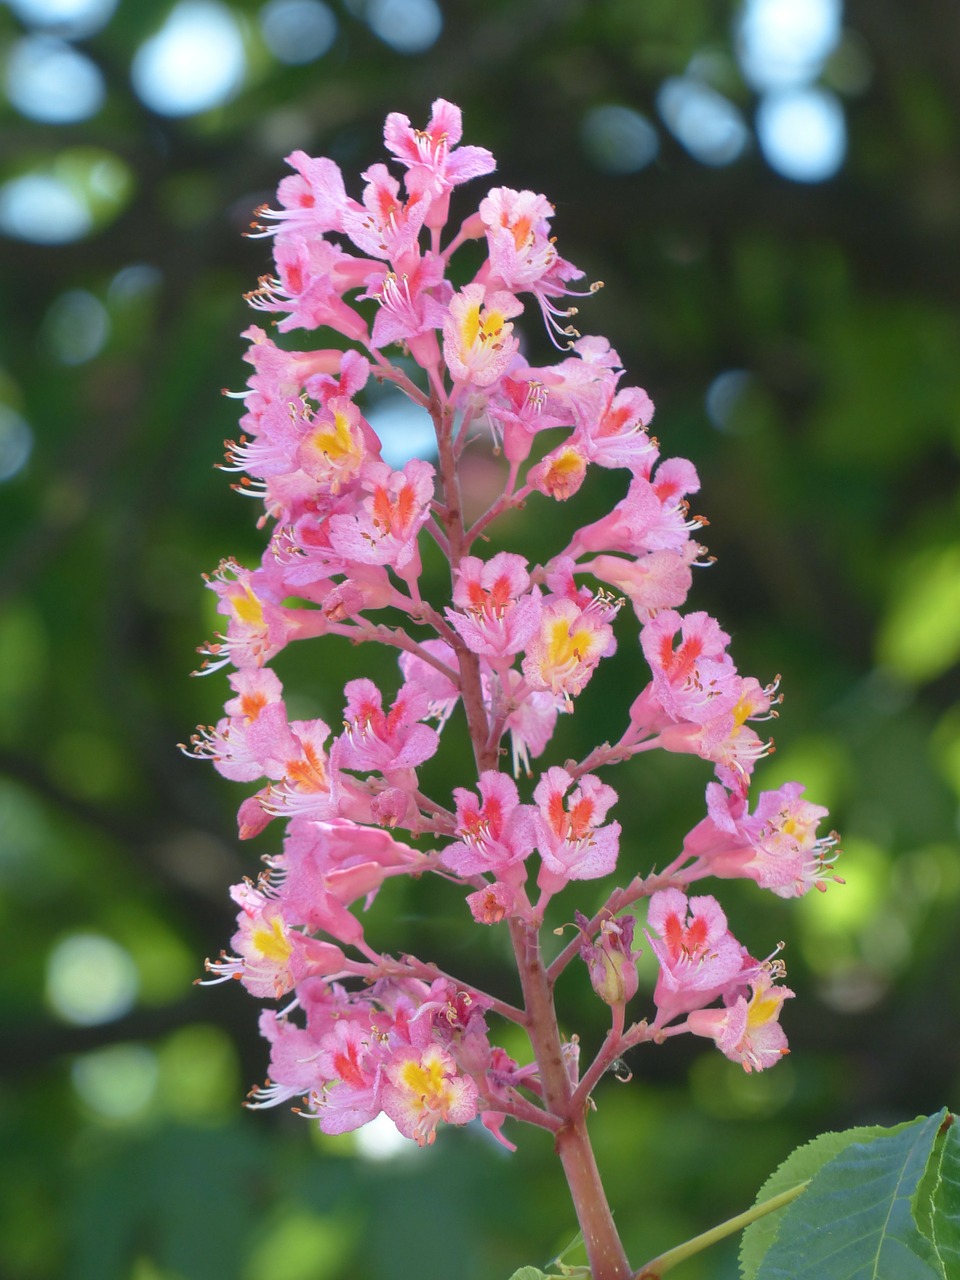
(2, 1, 959, 1278)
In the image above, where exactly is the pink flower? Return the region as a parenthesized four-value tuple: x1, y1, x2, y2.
(238, 324, 350, 402)
(342, 162, 430, 260)
(273, 819, 417, 931)
(575, 384, 657, 471)
(222, 398, 305, 486)
(397, 640, 461, 730)
(328, 457, 435, 577)
(442, 284, 522, 388)
(368, 252, 451, 357)
(419, 981, 493, 1079)
(182, 668, 290, 782)
(200, 559, 322, 672)
(398, 647, 561, 778)
(703, 677, 778, 788)
(644, 888, 746, 1024)
(640, 610, 740, 726)
(521, 594, 617, 699)
(247, 1010, 324, 1110)
(749, 784, 837, 894)
(446, 552, 542, 662)
(568, 460, 700, 559)
(585, 547, 697, 622)
(688, 969, 794, 1073)
(479, 1046, 540, 1151)
(484, 367, 570, 463)
(280, 818, 427, 908)
(381, 1043, 479, 1146)
(304, 345, 371, 405)
(466, 881, 516, 924)
(527, 443, 589, 501)
(295, 395, 379, 494)
(248, 235, 372, 342)
(255, 150, 352, 240)
(276, 521, 399, 616)
(500, 673, 564, 777)
(479, 187, 560, 290)
(338, 677, 440, 773)
(205, 883, 347, 999)
(383, 98, 495, 204)
(533, 767, 621, 893)
(654, 674, 778, 791)
(477, 185, 591, 343)
(530, 336, 621, 427)
(311, 1018, 385, 1134)
(256, 716, 339, 825)
(441, 770, 535, 878)
(683, 782, 839, 897)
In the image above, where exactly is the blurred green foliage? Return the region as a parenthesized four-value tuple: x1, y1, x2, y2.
(1, 2, 958, 1278)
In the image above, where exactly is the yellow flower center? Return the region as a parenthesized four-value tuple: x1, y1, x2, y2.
(746, 990, 780, 1029)
(398, 1051, 448, 1103)
(460, 300, 506, 350)
(545, 617, 589, 672)
(251, 915, 292, 964)
(308, 407, 358, 465)
(230, 582, 265, 628)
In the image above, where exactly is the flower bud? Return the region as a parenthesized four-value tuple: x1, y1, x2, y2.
(576, 911, 640, 1007)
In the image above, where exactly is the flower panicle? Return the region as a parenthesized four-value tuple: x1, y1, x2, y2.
(186, 97, 839, 1153)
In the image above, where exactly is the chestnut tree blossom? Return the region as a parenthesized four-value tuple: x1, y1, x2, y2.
(185, 100, 840, 1280)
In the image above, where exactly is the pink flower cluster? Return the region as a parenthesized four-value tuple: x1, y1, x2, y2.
(186, 101, 840, 1150)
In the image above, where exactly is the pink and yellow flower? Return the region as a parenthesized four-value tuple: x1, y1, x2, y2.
(382, 1044, 478, 1146)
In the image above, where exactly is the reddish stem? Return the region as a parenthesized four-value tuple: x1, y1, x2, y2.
(433, 367, 630, 1276)
(509, 918, 632, 1280)
(572, 1017, 652, 1115)
(481, 1091, 563, 1135)
(392, 953, 528, 1025)
(433, 393, 495, 773)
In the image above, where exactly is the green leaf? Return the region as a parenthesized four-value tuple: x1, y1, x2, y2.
(928, 1117, 960, 1271)
(740, 1122, 910, 1279)
(912, 1116, 948, 1249)
(752, 1111, 947, 1279)
(507, 1270, 551, 1280)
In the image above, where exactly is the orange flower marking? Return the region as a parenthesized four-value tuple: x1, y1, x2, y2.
(333, 1041, 367, 1089)
(663, 910, 709, 960)
(239, 690, 269, 721)
(286, 741, 327, 792)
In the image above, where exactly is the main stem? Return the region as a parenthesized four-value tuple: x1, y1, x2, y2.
(434, 394, 495, 773)
(435, 390, 629, 1277)
(510, 919, 632, 1280)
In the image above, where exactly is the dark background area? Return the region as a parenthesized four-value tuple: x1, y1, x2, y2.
(1, 1, 959, 1278)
